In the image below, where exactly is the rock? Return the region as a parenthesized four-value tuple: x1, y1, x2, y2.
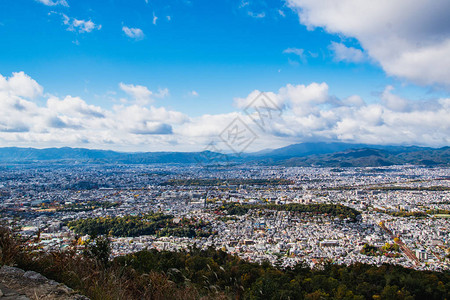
(0, 283, 30, 300)
(48, 279, 59, 286)
(72, 295, 90, 300)
(0, 266, 88, 299)
(0, 265, 25, 276)
(23, 270, 47, 282)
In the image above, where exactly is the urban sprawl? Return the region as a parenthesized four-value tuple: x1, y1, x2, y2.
(1, 164, 449, 272)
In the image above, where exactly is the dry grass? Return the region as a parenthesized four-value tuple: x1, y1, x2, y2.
(0, 227, 222, 300)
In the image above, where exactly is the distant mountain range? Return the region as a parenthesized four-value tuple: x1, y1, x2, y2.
(250, 143, 450, 167)
(266, 147, 450, 167)
(0, 143, 448, 167)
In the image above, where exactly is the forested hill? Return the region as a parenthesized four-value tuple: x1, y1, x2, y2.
(271, 146, 450, 167)
(0, 143, 448, 167)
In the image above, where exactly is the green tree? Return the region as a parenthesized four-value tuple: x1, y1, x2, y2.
(84, 235, 111, 267)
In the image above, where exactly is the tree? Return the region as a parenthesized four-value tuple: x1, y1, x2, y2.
(84, 235, 111, 267)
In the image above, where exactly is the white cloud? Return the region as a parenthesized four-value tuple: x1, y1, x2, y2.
(0, 72, 43, 99)
(283, 48, 307, 63)
(247, 11, 266, 18)
(287, 0, 450, 87)
(239, 1, 249, 9)
(177, 112, 242, 138)
(234, 90, 282, 110)
(119, 83, 168, 105)
(59, 13, 101, 33)
(190, 90, 199, 97)
(47, 95, 105, 118)
(112, 105, 184, 135)
(380, 86, 409, 112)
(152, 13, 158, 25)
(122, 26, 144, 40)
(119, 83, 153, 105)
(0, 72, 448, 151)
(238, 2, 266, 20)
(235, 82, 450, 147)
(329, 42, 366, 63)
(36, 0, 68, 7)
(283, 48, 304, 57)
(280, 82, 329, 105)
(155, 88, 169, 98)
(0, 72, 188, 150)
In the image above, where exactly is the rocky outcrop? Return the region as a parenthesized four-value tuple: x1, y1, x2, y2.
(0, 266, 89, 300)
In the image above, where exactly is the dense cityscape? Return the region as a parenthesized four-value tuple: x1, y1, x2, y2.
(2, 163, 448, 273)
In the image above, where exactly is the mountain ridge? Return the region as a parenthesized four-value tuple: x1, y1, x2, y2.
(0, 143, 448, 167)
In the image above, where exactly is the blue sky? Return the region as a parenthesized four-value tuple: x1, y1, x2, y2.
(0, 0, 449, 151)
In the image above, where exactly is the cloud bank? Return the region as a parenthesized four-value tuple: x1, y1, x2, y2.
(0, 72, 448, 151)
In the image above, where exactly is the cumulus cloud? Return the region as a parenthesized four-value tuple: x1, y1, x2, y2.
(47, 95, 105, 118)
(119, 83, 152, 105)
(283, 48, 307, 64)
(0, 72, 448, 151)
(119, 83, 168, 105)
(235, 82, 450, 147)
(122, 26, 144, 40)
(188, 113, 244, 137)
(287, 0, 450, 86)
(114, 104, 187, 126)
(58, 13, 101, 33)
(279, 82, 330, 110)
(234, 90, 282, 110)
(110, 104, 184, 137)
(329, 42, 366, 63)
(235, 82, 331, 116)
(131, 124, 173, 135)
(380, 86, 409, 112)
(0, 72, 188, 150)
(0, 72, 43, 99)
(36, 0, 68, 7)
